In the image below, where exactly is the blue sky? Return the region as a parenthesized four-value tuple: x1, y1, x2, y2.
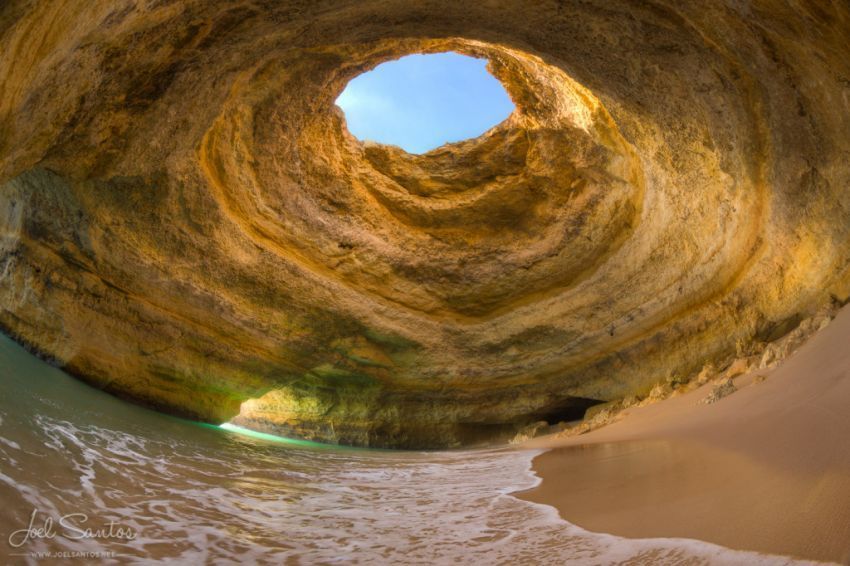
(336, 52, 515, 154)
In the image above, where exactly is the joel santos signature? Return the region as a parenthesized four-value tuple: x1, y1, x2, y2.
(8, 508, 137, 548)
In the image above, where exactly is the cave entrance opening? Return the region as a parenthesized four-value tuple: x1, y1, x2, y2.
(528, 396, 606, 426)
(335, 52, 515, 154)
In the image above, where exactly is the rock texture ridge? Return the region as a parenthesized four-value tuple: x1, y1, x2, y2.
(1, 1, 849, 447)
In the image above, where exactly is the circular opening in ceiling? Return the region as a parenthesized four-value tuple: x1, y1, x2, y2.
(335, 52, 515, 154)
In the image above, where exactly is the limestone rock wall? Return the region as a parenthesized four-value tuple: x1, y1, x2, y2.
(0, 0, 848, 447)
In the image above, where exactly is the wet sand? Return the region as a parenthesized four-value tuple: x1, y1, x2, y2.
(517, 306, 850, 564)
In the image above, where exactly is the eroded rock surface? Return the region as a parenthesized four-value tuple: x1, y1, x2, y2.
(1, 1, 849, 447)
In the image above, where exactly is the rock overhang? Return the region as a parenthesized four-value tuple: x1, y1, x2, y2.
(0, 1, 848, 448)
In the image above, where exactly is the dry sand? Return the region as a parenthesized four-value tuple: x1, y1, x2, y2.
(516, 306, 850, 564)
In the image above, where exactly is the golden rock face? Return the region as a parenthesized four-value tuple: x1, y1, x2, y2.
(1, 1, 849, 447)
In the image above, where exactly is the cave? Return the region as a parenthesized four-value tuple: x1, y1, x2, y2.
(0, 1, 848, 451)
(1, 1, 849, 562)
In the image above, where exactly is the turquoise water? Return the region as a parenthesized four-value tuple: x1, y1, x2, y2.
(0, 333, 806, 564)
(336, 52, 514, 154)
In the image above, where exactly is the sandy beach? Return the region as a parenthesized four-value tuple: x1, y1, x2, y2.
(517, 306, 850, 564)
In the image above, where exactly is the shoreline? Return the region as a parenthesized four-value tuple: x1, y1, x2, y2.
(515, 306, 850, 564)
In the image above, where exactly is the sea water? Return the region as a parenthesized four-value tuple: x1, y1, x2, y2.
(0, 333, 817, 564)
